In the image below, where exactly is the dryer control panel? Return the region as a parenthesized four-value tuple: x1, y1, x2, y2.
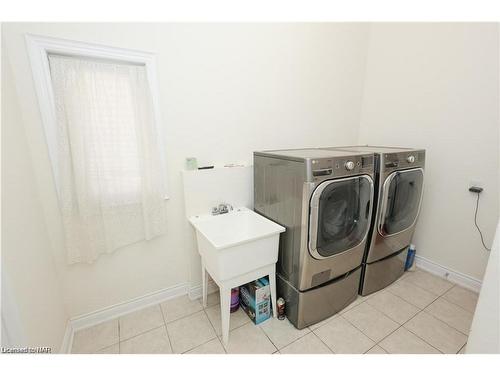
(383, 150, 425, 171)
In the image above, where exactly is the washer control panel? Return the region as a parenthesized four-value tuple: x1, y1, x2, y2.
(311, 154, 374, 181)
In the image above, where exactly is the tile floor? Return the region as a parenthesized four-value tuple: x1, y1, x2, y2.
(71, 269, 477, 354)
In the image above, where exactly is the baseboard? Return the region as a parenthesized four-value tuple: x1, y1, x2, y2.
(61, 280, 221, 353)
(70, 282, 189, 334)
(188, 279, 219, 300)
(415, 255, 482, 293)
(59, 321, 74, 354)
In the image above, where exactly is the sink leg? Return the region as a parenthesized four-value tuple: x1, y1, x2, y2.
(220, 286, 231, 348)
(269, 267, 278, 318)
(201, 261, 208, 308)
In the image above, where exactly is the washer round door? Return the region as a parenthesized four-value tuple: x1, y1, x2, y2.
(309, 175, 374, 259)
(378, 168, 424, 237)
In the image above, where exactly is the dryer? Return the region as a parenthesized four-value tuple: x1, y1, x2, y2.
(254, 148, 375, 329)
(329, 146, 425, 296)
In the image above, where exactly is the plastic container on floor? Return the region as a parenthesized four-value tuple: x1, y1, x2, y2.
(405, 244, 416, 271)
(230, 287, 240, 312)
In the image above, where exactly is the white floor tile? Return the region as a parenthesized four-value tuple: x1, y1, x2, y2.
(343, 302, 399, 342)
(280, 332, 332, 354)
(259, 318, 309, 349)
(365, 345, 387, 354)
(404, 311, 467, 354)
(160, 295, 203, 323)
(96, 344, 119, 354)
(224, 322, 277, 354)
(119, 305, 164, 341)
(313, 316, 374, 354)
(379, 326, 440, 354)
(204, 291, 220, 307)
(72, 319, 119, 354)
(185, 337, 226, 354)
(424, 297, 474, 335)
(388, 279, 439, 309)
(120, 326, 172, 354)
(166, 311, 216, 353)
(366, 290, 420, 324)
(307, 314, 337, 331)
(442, 286, 478, 313)
(404, 270, 454, 296)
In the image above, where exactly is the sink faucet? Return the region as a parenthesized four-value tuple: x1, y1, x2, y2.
(211, 203, 233, 215)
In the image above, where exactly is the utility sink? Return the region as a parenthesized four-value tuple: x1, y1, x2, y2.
(189, 207, 286, 281)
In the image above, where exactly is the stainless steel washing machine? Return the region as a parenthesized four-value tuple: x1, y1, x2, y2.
(253, 148, 375, 329)
(329, 146, 425, 296)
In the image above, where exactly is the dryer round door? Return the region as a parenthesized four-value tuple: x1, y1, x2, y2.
(378, 168, 424, 237)
(309, 175, 374, 259)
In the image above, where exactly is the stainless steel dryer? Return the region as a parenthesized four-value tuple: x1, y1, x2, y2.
(329, 146, 425, 296)
(253, 148, 375, 329)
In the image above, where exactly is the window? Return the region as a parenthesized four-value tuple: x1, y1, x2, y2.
(49, 55, 146, 204)
(27, 35, 168, 264)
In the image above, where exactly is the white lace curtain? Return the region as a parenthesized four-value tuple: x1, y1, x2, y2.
(49, 54, 167, 264)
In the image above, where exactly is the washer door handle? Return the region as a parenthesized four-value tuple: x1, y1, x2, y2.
(365, 200, 371, 220)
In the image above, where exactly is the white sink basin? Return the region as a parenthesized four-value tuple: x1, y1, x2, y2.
(189, 207, 285, 281)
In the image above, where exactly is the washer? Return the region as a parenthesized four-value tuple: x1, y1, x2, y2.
(253, 148, 375, 329)
(328, 146, 425, 296)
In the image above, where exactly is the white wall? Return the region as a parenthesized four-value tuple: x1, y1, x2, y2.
(358, 23, 499, 280)
(1, 53, 69, 350)
(1, 23, 369, 323)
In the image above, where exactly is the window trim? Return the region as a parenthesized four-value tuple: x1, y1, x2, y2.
(25, 34, 169, 199)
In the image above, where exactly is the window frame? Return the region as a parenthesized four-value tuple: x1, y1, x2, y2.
(25, 34, 169, 199)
